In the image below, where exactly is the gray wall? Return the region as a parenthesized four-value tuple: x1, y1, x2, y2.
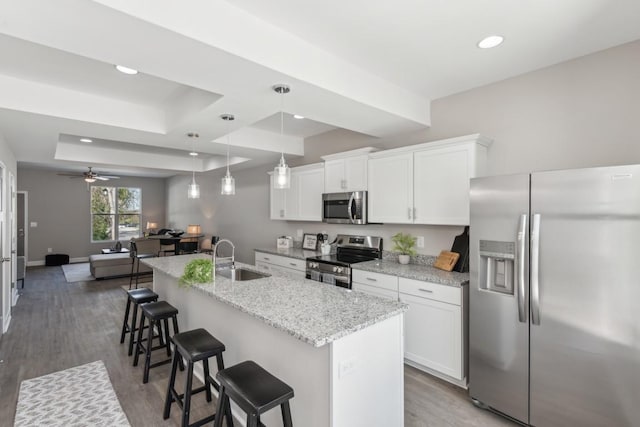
(17, 168, 167, 263)
(166, 39, 640, 264)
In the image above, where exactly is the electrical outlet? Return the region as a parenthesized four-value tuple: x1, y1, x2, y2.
(417, 236, 425, 248)
(47, 248, 53, 253)
(30, 221, 38, 228)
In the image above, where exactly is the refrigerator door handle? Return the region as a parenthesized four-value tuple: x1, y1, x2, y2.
(531, 213, 541, 325)
(516, 213, 527, 323)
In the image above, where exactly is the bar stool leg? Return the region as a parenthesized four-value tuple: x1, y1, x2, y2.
(120, 298, 132, 343)
(163, 318, 171, 357)
(203, 359, 213, 403)
(128, 303, 140, 356)
(281, 401, 293, 427)
(163, 349, 180, 420)
(171, 315, 185, 371)
(133, 314, 146, 366)
(182, 361, 194, 427)
(129, 258, 136, 289)
(135, 258, 141, 288)
(143, 318, 155, 383)
(213, 388, 227, 427)
(247, 413, 259, 427)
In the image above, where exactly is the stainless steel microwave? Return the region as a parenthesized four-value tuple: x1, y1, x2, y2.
(322, 191, 368, 224)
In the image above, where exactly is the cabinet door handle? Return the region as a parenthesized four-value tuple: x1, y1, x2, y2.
(408, 207, 412, 220)
(280, 209, 284, 218)
(413, 207, 416, 219)
(366, 277, 377, 282)
(418, 288, 433, 293)
(290, 263, 297, 267)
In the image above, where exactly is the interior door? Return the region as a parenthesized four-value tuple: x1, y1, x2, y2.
(530, 165, 640, 426)
(469, 174, 530, 424)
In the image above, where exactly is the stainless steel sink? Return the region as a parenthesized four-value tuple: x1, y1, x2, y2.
(217, 268, 271, 281)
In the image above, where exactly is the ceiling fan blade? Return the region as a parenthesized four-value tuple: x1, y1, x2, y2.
(94, 176, 110, 181)
(99, 175, 120, 179)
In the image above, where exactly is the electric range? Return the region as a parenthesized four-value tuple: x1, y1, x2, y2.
(305, 234, 382, 289)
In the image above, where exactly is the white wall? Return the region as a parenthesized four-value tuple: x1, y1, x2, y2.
(166, 39, 640, 263)
(17, 168, 167, 263)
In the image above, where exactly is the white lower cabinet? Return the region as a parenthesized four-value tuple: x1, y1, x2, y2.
(399, 277, 466, 383)
(254, 252, 306, 279)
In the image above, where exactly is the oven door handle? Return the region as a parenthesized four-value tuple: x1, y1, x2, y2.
(348, 192, 356, 224)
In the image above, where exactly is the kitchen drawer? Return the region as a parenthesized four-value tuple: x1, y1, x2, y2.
(399, 277, 461, 306)
(352, 269, 398, 292)
(254, 252, 306, 272)
(353, 282, 398, 301)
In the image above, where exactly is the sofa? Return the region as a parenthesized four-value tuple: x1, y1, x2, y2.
(89, 237, 160, 279)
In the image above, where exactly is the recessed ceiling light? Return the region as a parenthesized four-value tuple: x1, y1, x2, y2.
(80, 138, 93, 143)
(293, 114, 305, 119)
(477, 35, 504, 49)
(115, 65, 138, 75)
(189, 152, 198, 157)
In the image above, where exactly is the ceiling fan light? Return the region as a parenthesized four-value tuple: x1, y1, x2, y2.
(221, 173, 235, 195)
(84, 177, 97, 183)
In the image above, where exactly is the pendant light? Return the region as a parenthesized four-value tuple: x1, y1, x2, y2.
(187, 132, 200, 199)
(220, 114, 235, 195)
(272, 84, 291, 189)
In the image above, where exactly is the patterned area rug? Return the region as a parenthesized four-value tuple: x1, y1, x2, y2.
(14, 360, 130, 426)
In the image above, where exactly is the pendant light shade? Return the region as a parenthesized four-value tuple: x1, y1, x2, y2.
(187, 132, 200, 199)
(220, 114, 236, 195)
(272, 84, 291, 190)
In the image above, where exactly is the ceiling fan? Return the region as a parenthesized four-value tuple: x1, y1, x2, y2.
(57, 167, 120, 183)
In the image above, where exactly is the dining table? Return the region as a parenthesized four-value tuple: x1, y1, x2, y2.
(148, 233, 204, 255)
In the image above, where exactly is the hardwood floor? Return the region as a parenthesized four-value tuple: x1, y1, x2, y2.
(0, 266, 515, 426)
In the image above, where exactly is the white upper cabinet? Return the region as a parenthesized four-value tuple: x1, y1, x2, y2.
(368, 152, 414, 223)
(269, 163, 324, 221)
(322, 147, 377, 193)
(368, 134, 491, 225)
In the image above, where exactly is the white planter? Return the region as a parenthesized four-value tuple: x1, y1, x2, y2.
(398, 254, 410, 265)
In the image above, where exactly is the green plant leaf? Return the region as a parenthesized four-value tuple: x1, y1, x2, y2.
(179, 259, 213, 287)
(391, 232, 417, 256)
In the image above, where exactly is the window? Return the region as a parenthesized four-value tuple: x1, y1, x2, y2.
(91, 186, 142, 242)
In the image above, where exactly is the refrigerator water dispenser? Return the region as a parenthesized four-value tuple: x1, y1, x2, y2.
(479, 240, 515, 295)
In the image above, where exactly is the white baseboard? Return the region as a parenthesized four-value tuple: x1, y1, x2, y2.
(2, 314, 10, 333)
(12, 288, 19, 306)
(404, 359, 468, 389)
(27, 257, 89, 267)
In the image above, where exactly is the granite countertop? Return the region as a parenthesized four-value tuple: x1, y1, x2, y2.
(353, 259, 470, 287)
(254, 247, 324, 260)
(143, 254, 407, 348)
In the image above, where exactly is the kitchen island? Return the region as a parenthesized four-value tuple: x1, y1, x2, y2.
(143, 254, 407, 427)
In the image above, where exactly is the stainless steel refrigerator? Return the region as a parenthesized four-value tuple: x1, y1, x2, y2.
(469, 164, 640, 426)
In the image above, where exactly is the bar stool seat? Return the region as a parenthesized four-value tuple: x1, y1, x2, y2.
(120, 287, 159, 356)
(164, 329, 232, 427)
(133, 300, 181, 383)
(214, 360, 294, 427)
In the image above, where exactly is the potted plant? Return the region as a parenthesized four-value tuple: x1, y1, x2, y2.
(391, 232, 417, 265)
(179, 258, 213, 287)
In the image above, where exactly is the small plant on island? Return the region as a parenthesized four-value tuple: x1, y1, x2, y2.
(179, 259, 213, 287)
(391, 232, 417, 265)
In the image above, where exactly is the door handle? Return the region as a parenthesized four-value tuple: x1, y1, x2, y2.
(1, 257, 11, 263)
(408, 207, 412, 220)
(516, 214, 527, 323)
(531, 214, 541, 325)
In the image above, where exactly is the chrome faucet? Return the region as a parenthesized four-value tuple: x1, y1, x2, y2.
(213, 239, 235, 270)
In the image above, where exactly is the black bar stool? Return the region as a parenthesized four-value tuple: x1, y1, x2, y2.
(163, 328, 233, 427)
(214, 361, 294, 427)
(120, 287, 159, 357)
(129, 241, 157, 289)
(133, 301, 182, 383)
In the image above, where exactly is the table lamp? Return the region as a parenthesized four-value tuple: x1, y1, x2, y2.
(187, 224, 201, 235)
(146, 221, 158, 236)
